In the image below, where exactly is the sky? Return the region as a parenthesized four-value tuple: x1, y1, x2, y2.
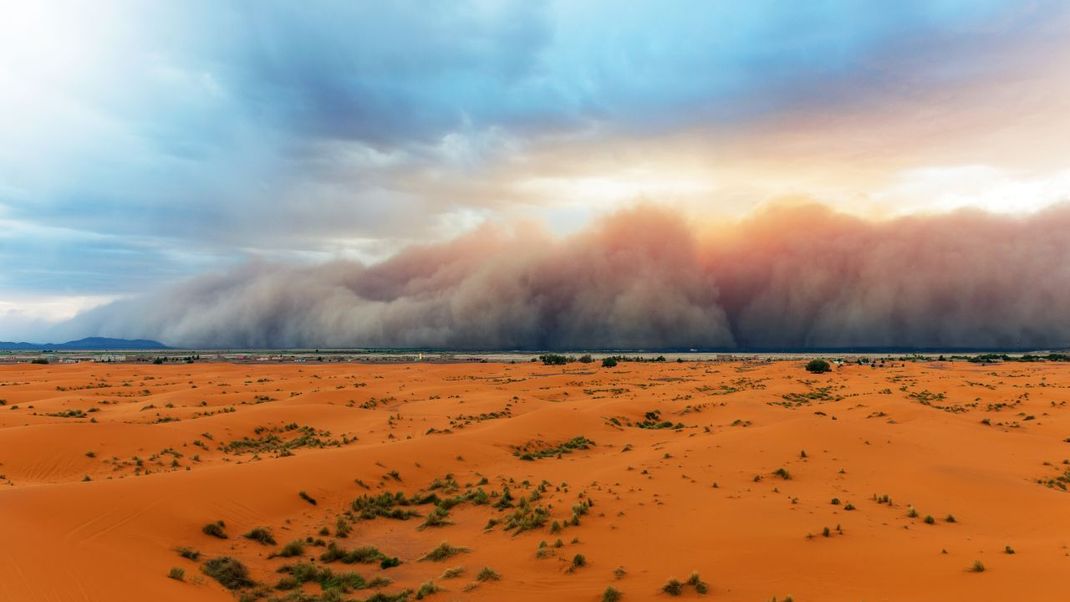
(1, 1, 1069, 347)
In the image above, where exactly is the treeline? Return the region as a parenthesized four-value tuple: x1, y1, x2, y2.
(960, 353, 1070, 364)
(537, 353, 670, 367)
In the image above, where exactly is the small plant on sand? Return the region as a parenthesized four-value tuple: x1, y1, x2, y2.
(419, 506, 452, 530)
(350, 491, 425, 521)
(805, 359, 831, 374)
(970, 560, 986, 573)
(420, 542, 469, 562)
(945, 514, 957, 523)
(273, 540, 306, 558)
(603, 586, 622, 602)
(476, 567, 500, 582)
(202, 556, 254, 589)
(176, 546, 201, 561)
(440, 566, 464, 579)
(773, 467, 791, 480)
(335, 516, 351, 538)
(202, 520, 227, 539)
(662, 572, 708, 595)
(167, 567, 185, 581)
(663, 579, 684, 596)
(320, 542, 387, 564)
(923, 515, 936, 525)
(571, 554, 587, 570)
(243, 527, 276, 545)
(415, 580, 441, 599)
(687, 572, 709, 594)
(1004, 545, 1015, 554)
(299, 490, 317, 505)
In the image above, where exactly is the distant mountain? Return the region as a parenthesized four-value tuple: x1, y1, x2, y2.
(0, 337, 169, 351)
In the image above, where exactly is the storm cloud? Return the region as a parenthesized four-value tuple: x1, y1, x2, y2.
(59, 203, 1070, 350)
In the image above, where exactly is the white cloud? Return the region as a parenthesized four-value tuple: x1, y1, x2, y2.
(875, 165, 1070, 216)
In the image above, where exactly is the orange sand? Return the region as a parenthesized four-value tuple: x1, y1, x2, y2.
(0, 359, 1067, 601)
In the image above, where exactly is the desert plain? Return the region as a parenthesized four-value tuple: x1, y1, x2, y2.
(0, 358, 1068, 601)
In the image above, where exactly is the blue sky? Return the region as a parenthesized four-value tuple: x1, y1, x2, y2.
(1, 0, 1068, 339)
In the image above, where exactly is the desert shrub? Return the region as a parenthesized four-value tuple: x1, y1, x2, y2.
(274, 540, 306, 558)
(244, 527, 276, 545)
(773, 468, 791, 480)
(539, 354, 569, 366)
(579, 354, 593, 363)
(662, 579, 684, 596)
(805, 359, 831, 374)
(503, 499, 550, 533)
(476, 567, 500, 582)
(380, 556, 401, 569)
(320, 542, 384, 564)
(440, 566, 464, 579)
(366, 592, 415, 602)
(1004, 545, 1015, 554)
(202, 556, 254, 589)
(514, 436, 595, 461)
(176, 546, 201, 561)
(167, 567, 185, 581)
(275, 562, 367, 593)
(202, 520, 227, 539)
(602, 586, 622, 602)
(415, 580, 440, 599)
(419, 506, 452, 529)
(571, 554, 587, 569)
(602, 357, 618, 368)
(299, 490, 317, 505)
(970, 560, 985, 573)
(350, 492, 426, 520)
(335, 516, 351, 538)
(420, 542, 469, 562)
(687, 572, 709, 594)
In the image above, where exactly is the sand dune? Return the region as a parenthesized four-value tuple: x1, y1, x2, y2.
(1, 359, 1068, 601)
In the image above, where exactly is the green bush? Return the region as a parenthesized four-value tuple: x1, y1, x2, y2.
(420, 542, 469, 562)
(805, 359, 831, 374)
(662, 579, 684, 596)
(243, 527, 276, 545)
(201, 520, 227, 539)
(539, 354, 570, 365)
(202, 557, 254, 589)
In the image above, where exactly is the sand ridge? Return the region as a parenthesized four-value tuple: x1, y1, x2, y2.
(0, 359, 1067, 600)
